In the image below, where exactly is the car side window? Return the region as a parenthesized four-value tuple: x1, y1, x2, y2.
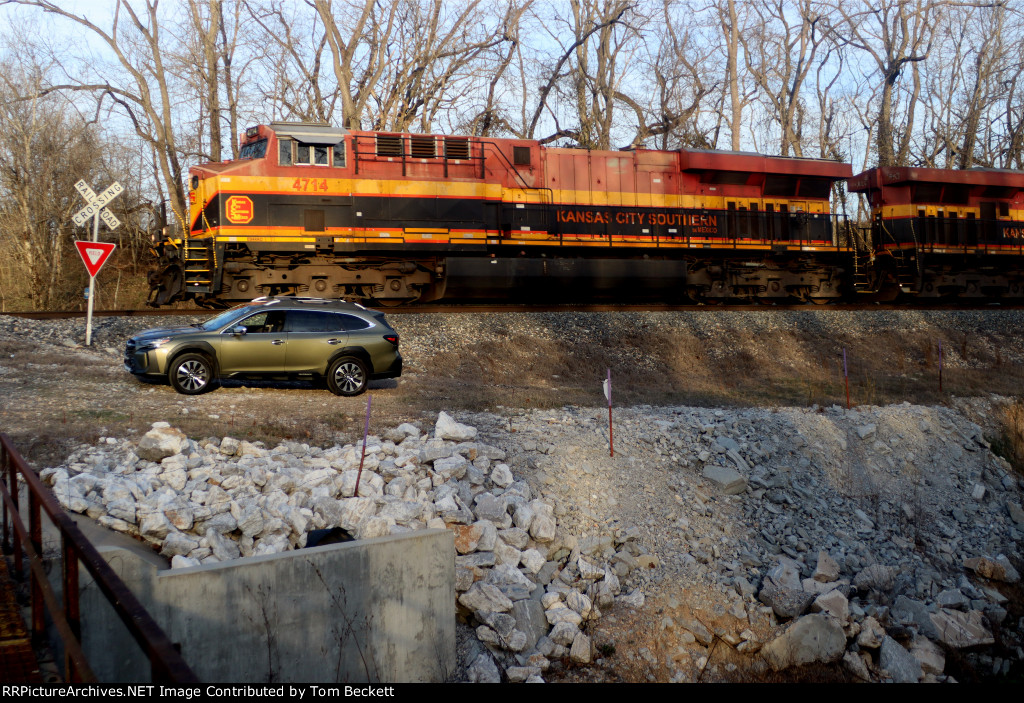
(237, 310, 286, 334)
(336, 314, 372, 331)
(285, 310, 342, 332)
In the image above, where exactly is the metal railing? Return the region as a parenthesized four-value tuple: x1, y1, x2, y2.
(0, 433, 198, 683)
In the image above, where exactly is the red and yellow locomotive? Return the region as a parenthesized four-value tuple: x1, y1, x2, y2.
(850, 166, 1024, 298)
(147, 121, 1024, 306)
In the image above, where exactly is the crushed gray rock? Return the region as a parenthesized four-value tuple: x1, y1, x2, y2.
(39, 398, 1024, 683)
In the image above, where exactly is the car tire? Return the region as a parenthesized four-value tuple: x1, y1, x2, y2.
(327, 356, 368, 396)
(169, 353, 215, 395)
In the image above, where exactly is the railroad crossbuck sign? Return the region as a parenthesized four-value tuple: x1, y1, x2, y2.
(72, 179, 123, 347)
(74, 241, 116, 278)
(72, 180, 123, 230)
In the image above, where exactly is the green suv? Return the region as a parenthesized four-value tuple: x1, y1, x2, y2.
(124, 297, 402, 396)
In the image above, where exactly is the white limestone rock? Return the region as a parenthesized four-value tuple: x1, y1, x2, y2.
(432, 455, 468, 480)
(910, 636, 945, 675)
(570, 632, 592, 664)
(520, 549, 545, 575)
(545, 605, 582, 627)
(359, 516, 396, 539)
(170, 555, 201, 569)
(491, 463, 514, 488)
(336, 498, 377, 531)
(566, 591, 593, 620)
(493, 540, 523, 566)
(813, 550, 840, 582)
(577, 555, 605, 580)
(137, 426, 190, 462)
(161, 531, 200, 557)
(139, 510, 173, 541)
(762, 613, 846, 671)
(880, 636, 922, 683)
(467, 652, 500, 684)
(811, 589, 849, 623)
(206, 528, 241, 561)
(549, 622, 579, 647)
(928, 609, 994, 648)
(512, 503, 535, 531)
(856, 616, 886, 649)
(459, 583, 513, 613)
(499, 527, 530, 550)
(435, 412, 477, 442)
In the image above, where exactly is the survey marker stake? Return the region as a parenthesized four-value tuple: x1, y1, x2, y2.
(843, 347, 851, 410)
(939, 340, 943, 392)
(354, 395, 372, 497)
(603, 368, 613, 457)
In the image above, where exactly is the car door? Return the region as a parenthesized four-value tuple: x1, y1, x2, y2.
(283, 310, 348, 373)
(218, 310, 288, 374)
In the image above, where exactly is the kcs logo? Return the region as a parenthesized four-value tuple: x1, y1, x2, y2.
(225, 196, 254, 224)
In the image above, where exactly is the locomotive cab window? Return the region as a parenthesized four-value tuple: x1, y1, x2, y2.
(295, 143, 329, 165)
(280, 134, 345, 167)
(239, 139, 267, 160)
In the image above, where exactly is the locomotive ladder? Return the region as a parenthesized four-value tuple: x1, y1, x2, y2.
(850, 226, 873, 292)
(183, 238, 215, 295)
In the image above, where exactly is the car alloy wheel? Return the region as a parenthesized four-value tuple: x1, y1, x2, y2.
(328, 357, 368, 396)
(169, 353, 213, 395)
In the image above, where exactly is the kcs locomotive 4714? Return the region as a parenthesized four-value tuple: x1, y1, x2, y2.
(147, 121, 1024, 307)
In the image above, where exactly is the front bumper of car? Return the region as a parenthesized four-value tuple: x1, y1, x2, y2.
(123, 339, 174, 377)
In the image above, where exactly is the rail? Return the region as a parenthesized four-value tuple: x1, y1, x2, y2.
(0, 433, 199, 683)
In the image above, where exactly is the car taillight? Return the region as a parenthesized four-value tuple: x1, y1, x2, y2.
(383, 334, 399, 346)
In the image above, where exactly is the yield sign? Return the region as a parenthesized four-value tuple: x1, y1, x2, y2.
(75, 240, 116, 278)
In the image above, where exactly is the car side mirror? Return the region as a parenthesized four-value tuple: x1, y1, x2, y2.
(232, 325, 248, 336)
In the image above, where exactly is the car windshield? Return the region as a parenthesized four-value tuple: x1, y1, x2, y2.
(196, 304, 267, 331)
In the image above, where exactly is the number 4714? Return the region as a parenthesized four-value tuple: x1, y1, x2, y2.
(292, 178, 328, 192)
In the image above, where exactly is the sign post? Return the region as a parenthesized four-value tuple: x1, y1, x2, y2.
(72, 180, 122, 345)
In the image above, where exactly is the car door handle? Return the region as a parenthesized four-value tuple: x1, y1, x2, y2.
(326, 339, 342, 345)
(271, 339, 285, 345)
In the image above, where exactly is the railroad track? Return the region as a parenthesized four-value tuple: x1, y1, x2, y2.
(3, 301, 1024, 319)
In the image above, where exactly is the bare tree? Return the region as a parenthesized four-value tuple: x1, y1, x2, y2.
(2, 0, 199, 236)
(0, 60, 102, 309)
(740, 0, 827, 156)
(521, 0, 637, 147)
(244, 1, 337, 122)
(829, 0, 946, 167)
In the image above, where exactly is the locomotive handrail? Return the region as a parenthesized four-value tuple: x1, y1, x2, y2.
(0, 433, 199, 683)
(477, 140, 547, 194)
